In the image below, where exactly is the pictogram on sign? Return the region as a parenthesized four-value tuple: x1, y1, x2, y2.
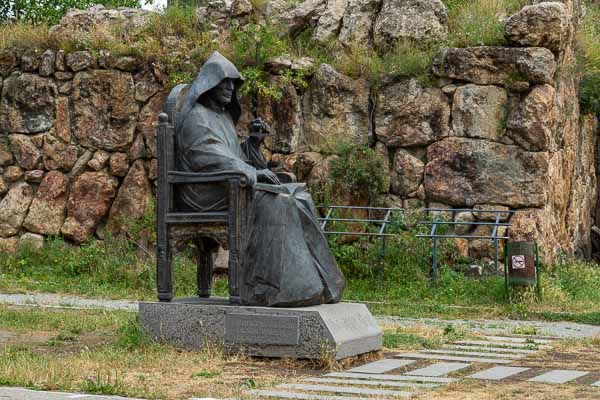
(512, 255, 526, 269)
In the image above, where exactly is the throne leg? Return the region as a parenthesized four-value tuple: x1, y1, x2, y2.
(196, 238, 218, 298)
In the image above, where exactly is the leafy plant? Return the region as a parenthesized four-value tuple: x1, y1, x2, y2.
(81, 370, 125, 395)
(327, 143, 390, 204)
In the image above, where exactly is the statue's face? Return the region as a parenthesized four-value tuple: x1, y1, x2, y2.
(212, 78, 235, 106)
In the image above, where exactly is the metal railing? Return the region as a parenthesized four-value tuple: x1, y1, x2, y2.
(318, 205, 404, 258)
(416, 208, 514, 282)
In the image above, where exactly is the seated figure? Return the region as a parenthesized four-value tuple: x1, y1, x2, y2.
(241, 118, 296, 184)
(175, 51, 345, 307)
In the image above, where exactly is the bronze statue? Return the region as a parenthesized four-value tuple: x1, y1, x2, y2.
(174, 51, 345, 307)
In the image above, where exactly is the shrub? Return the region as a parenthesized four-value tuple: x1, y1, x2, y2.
(445, 0, 532, 47)
(327, 143, 390, 204)
(228, 22, 309, 100)
(579, 2, 600, 116)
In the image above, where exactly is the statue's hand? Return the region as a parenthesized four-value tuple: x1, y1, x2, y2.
(257, 169, 281, 185)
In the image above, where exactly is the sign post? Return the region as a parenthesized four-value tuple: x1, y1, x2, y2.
(504, 241, 541, 301)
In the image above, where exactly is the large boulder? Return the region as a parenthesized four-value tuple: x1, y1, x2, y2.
(0, 50, 18, 77)
(23, 171, 69, 235)
(314, 0, 348, 43)
(54, 97, 72, 143)
(505, 2, 571, 52)
(506, 84, 558, 151)
(50, 5, 153, 42)
(390, 149, 424, 196)
(61, 172, 118, 243)
(374, 0, 448, 50)
(257, 76, 303, 154)
(9, 134, 42, 170)
(0, 140, 12, 166)
(278, 0, 326, 35)
(42, 135, 79, 171)
(424, 137, 548, 208)
(0, 182, 34, 238)
(107, 160, 152, 234)
(65, 51, 95, 72)
(71, 70, 139, 151)
(375, 78, 450, 147)
(452, 84, 508, 141)
(136, 91, 167, 158)
(338, 0, 380, 46)
(433, 47, 557, 85)
(0, 73, 57, 134)
(301, 64, 370, 148)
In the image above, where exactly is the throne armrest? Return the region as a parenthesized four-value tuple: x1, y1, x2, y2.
(168, 170, 251, 187)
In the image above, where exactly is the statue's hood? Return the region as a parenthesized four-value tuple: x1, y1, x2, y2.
(177, 51, 244, 130)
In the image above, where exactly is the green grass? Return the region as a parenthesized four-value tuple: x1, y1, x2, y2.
(383, 331, 439, 349)
(3, 210, 600, 325)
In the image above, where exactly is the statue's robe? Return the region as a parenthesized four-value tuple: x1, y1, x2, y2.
(175, 52, 345, 307)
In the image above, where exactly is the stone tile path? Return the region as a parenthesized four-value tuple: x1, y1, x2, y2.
(404, 362, 469, 377)
(250, 333, 600, 399)
(348, 359, 415, 374)
(325, 373, 456, 384)
(276, 384, 413, 398)
(303, 378, 440, 389)
(528, 370, 590, 384)
(394, 352, 515, 364)
(0, 387, 144, 399)
(467, 366, 530, 380)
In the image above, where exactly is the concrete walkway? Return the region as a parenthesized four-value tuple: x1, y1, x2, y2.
(0, 386, 143, 399)
(1, 292, 599, 339)
(0, 387, 222, 400)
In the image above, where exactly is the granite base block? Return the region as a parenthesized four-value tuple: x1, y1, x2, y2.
(139, 298, 382, 360)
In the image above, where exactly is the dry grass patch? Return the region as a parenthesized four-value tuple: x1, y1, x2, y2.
(0, 305, 324, 399)
(419, 379, 600, 400)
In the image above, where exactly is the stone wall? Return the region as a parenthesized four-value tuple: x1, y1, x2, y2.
(0, 1, 597, 264)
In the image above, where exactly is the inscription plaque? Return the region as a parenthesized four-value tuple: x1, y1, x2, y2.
(225, 313, 300, 346)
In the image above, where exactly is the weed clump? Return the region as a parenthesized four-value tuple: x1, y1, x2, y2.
(579, 2, 600, 116)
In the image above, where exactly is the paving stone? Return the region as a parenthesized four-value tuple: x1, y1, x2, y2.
(421, 349, 526, 359)
(277, 384, 412, 398)
(467, 366, 530, 380)
(454, 340, 548, 349)
(528, 370, 590, 384)
(252, 390, 374, 400)
(304, 377, 440, 389)
(482, 335, 553, 344)
(444, 344, 537, 354)
(349, 359, 416, 374)
(405, 362, 470, 377)
(396, 353, 514, 364)
(326, 372, 456, 383)
(0, 386, 144, 399)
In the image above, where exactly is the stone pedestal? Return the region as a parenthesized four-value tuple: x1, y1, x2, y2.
(139, 298, 382, 360)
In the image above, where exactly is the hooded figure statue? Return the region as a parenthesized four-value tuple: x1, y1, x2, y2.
(175, 52, 345, 307)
